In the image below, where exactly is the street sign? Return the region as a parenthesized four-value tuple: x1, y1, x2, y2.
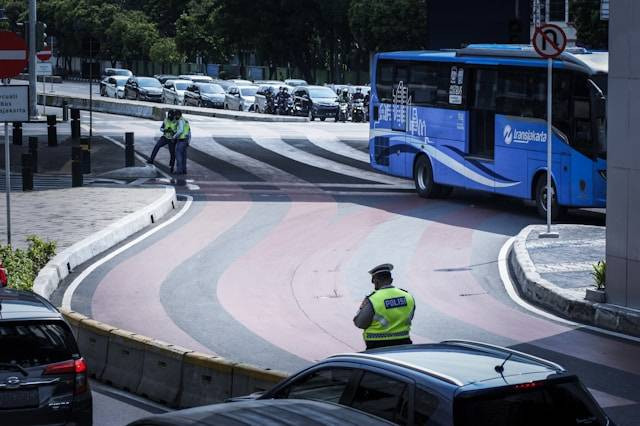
(0, 31, 28, 79)
(36, 62, 52, 76)
(532, 24, 567, 59)
(0, 85, 29, 122)
(36, 49, 51, 61)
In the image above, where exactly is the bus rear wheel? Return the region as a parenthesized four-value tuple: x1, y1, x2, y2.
(535, 176, 565, 220)
(414, 156, 440, 199)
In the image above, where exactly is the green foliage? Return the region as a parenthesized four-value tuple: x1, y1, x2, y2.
(149, 38, 183, 64)
(0, 236, 56, 292)
(571, 0, 608, 49)
(591, 260, 606, 291)
(175, 0, 229, 64)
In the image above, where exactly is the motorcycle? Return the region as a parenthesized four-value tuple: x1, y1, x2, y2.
(337, 101, 349, 122)
(278, 96, 294, 115)
(265, 93, 277, 114)
(351, 100, 365, 123)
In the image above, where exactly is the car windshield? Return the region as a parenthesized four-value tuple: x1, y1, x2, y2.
(115, 79, 126, 87)
(138, 78, 162, 88)
(0, 321, 78, 368)
(309, 87, 336, 98)
(200, 84, 225, 94)
(192, 77, 213, 82)
(288, 80, 307, 86)
(454, 379, 607, 426)
(174, 82, 189, 90)
(240, 87, 258, 97)
(113, 69, 131, 76)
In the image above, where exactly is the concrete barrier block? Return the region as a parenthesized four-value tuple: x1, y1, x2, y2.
(179, 352, 235, 408)
(61, 310, 87, 340)
(231, 363, 288, 397)
(76, 319, 117, 380)
(137, 340, 191, 406)
(102, 330, 149, 392)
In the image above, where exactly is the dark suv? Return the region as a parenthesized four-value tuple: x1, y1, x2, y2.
(0, 288, 92, 425)
(252, 341, 611, 425)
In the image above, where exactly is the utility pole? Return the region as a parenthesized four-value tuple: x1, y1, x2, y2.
(28, 0, 36, 117)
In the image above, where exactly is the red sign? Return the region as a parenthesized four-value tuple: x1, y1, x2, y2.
(0, 31, 28, 79)
(532, 24, 567, 59)
(37, 49, 52, 62)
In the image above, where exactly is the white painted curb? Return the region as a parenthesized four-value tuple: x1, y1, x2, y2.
(33, 186, 177, 299)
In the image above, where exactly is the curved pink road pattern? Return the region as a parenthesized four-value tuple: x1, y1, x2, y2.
(91, 199, 252, 354)
(408, 206, 640, 376)
(218, 197, 430, 361)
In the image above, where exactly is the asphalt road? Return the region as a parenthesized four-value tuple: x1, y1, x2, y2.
(34, 81, 640, 425)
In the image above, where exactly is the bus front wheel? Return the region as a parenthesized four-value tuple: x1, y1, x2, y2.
(414, 156, 440, 198)
(535, 176, 565, 220)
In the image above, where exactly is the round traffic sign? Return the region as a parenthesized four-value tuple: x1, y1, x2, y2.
(532, 24, 567, 59)
(37, 49, 52, 62)
(0, 31, 28, 79)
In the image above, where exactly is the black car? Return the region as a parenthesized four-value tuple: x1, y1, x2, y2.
(183, 83, 226, 109)
(124, 77, 164, 102)
(0, 288, 92, 425)
(292, 86, 338, 121)
(128, 399, 394, 426)
(154, 74, 179, 85)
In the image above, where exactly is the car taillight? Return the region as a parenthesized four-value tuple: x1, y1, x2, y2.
(515, 381, 543, 390)
(44, 360, 75, 375)
(44, 358, 88, 395)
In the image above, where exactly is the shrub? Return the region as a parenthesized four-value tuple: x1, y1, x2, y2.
(0, 236, 57, 292)
(591, 260, 606, 291)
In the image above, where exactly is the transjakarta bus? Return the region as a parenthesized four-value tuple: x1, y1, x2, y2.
(369, 45, 607, 218)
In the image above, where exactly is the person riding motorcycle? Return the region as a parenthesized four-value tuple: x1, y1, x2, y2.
(276, 86, 292, 115)
(352, 87, 365, 102)
(337, 88, 351, 104)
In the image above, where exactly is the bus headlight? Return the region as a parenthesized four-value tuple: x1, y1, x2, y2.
(598, 169, 607, 181)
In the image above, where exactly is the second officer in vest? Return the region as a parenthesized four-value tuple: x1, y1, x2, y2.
(353, 264, 415, 349)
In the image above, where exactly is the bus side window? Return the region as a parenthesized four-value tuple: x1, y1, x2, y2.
(572, 75, 593, 155)
(496, 70, 545, 119)
(552, 72, 572, 140)
(377, 62, 395, 103)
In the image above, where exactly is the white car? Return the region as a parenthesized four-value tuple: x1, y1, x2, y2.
(103, 75, 129, 99)
(162, 79, 191, 105)
(179, 75, 214, 83)
(224, 85, 258, 111)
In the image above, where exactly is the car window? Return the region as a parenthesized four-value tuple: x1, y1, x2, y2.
(349, 371, 409, 424)
(414, 386, 441, 425)
(0, 321, 78, 368)
(108, 78, 116, 84)
(240, 87, 257, 97)
(276, 368, 355, 404)
(137, 77, 162, 88)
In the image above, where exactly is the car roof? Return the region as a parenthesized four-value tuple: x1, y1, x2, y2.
(129, 399, 395, 425)
(0, 288, 62, 321)
(329, 341, 564, 388)
(305, 85, 333, 91)
(166, 79, 192, 85)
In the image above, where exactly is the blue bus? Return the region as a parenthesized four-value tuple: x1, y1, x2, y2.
(369, 45, 607, 218)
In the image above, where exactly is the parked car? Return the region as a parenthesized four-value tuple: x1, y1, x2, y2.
(253, 84, 291, 114)
(254, 80, 284, 85)
(241, 341, 611, 426)
(162, 79, 191, 105)
(285, 78, 308, 87)
(178, 75, 214, 83)
(0, 288, 92, 425)
(102, 75, 129, 99)
(226, 79, 254, 86)
(124, 76, 164, 102)
(128, 399, 394, 426)
(183, 83, 226, 108)
(224, 85, 258, 111)
(100, 68, 132, 95)
(154, 74, 179, 85)
(292, 85, 338, 121)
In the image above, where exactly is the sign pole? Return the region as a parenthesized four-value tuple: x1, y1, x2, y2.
(546, 57, 552, 234)
(4, 121, 10, 245)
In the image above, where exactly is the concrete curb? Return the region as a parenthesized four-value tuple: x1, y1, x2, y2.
(38, 93, 309, 123)
(33, 186, 177, 299)
(60, 310, 288, 408)
(509, 225, 640, 337)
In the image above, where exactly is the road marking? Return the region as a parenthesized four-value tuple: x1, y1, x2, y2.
(588, 388, 637, 408)
(498, 237, 640, 343)
(62, 195, 193, 311)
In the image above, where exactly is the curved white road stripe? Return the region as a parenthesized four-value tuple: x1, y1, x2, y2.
(498, 237, 640, 344)
(62, 196, 194, 311)
(291, 126, 370, 163)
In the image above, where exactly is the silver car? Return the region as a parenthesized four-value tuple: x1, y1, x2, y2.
(162, 79, 191, 105)
(224, 85, 258, 111)
(179, 75, 214, 83)
(103, 75, 129, 99)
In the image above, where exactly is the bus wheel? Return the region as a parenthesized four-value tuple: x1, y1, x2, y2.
(535, 176, 565, 220)
(414, 156, 438, 198)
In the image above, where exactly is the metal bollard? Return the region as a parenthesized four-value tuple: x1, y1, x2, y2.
(71, 145, 83, 187)
(71, 108, 81, 140)
(62, 101, 69, 122)
(28, 137, 38, 174)
(80, 137, 91, 174)
(47, 115, 58, 147)
(12, 122, 22, 146)
(21, 153, 33, 191)
(125, 132, 135, 167)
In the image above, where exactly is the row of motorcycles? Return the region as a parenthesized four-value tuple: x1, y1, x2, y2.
(262, 90, 369, 122)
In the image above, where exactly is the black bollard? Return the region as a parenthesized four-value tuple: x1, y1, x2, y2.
(47, 115, 58, 147)
(28, 137, 38, 174)
(21, 153, 33, 191)
(62, 101, 69, 122)
(12, 122, 22, 146)
(71, 108, 81, 140)
(71, 145, 83, 187)
(80, 137, 91, 174)
(125, 132, 135, 167)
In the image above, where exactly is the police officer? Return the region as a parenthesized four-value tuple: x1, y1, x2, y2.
(148, 110, 177, 173)
(353, 264, 415, 350)
(173, 110, 191, 175)
(352, 87, 365, 102)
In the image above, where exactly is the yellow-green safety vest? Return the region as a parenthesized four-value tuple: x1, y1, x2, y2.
(364, 287, 415, 341)
(177, 119, 190, 140)
(163, 119, 177, 138)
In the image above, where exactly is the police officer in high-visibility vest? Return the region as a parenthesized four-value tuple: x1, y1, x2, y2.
(148, 110, 178, 173)
(173, 110, 190, 175)
(353, 264, 415, 349)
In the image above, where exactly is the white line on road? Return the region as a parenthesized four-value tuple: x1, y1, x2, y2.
(62, 195, 193, 311)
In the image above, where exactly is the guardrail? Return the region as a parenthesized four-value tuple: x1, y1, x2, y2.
(62, 309, 288, 408)
(37, 92, 309, 123)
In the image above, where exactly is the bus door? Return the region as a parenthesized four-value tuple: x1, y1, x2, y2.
(388, 65, 409, 176)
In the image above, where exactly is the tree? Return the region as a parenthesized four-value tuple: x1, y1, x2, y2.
(106, 10, 159, 66)
(150, 38, 183, 72)
(175, 0, 229, 64)
(571, 0, 608, 50)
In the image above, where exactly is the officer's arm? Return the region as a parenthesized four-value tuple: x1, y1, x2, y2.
(353, 298, 374, 329)
(174, 120, 184, 139)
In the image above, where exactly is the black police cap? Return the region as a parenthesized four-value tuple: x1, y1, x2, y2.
(368, 263, 393, 276)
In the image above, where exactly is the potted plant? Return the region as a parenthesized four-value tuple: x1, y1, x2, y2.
(585, 260, 606, 303)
